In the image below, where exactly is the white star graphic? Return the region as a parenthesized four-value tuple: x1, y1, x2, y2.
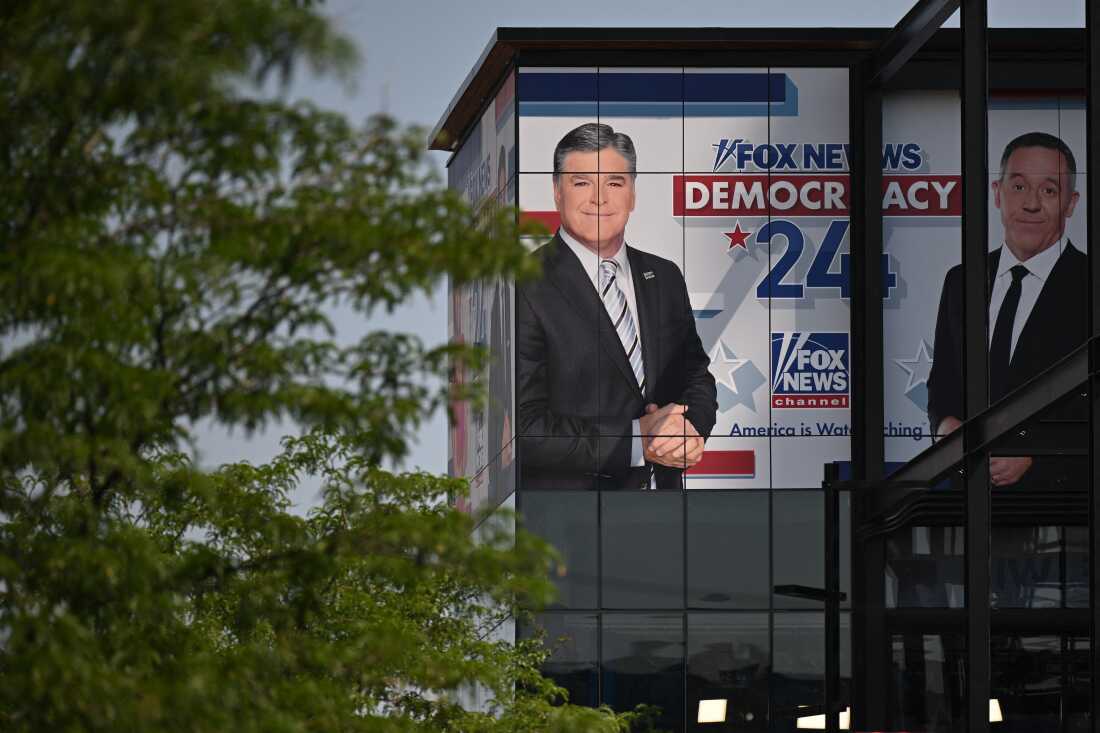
(894, 339, 934, 393)
(709, 341, 748, 394)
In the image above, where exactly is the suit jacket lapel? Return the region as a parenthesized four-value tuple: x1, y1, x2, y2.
(627, 246, 658, 402)
(544, 235, 640, 393)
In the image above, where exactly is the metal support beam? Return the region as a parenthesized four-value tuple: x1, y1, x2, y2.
(1087, 1, 1100, 729)
(848, 59, 888, 730)
(961, 1, 990, 731)
(868, 0, 961, 87)
(850, 69, 886, 487)
(882, 340, 1089, 488)
(823, 464, 840, 733)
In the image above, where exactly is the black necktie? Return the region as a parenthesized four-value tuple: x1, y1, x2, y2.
(989, 264, 1028, 401)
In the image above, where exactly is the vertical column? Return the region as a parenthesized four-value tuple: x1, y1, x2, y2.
(847, 60, 888, 731)
(1088, 3, 1100, 731)
(850, 65, 886, 484)
(824, 464, 840, 733)
(961, 1, 991, 731)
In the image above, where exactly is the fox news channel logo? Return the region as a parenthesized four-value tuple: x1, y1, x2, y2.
(770, 332, 849, 409)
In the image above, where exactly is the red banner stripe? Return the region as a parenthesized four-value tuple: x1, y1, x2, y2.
(671, 174, 961, 217)
(520, 210, 561, 231)
(686, 449, 755, 476)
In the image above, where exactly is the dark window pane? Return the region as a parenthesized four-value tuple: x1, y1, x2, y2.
(1064, 525, 1089, 608)
(886, 526, 966, 608)
(687, 492, 768, 609)
(773, 491, 825, 609)
(520, 491, 598, 609)
(840, 492, 851, 609)
(991, 635, 1090, 732)
(991, 526, 1064, 609)
(602, 614, 684, 733)
(840, 611, 852, 712)
(686, 613, 768, 732)
(772, 613, 824, 731)
(890, 633, 966, 733)
(519, 613, 599, 708)
(602, 492, 684, 609)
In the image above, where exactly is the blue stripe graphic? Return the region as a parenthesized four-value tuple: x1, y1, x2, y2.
(518, 71, 797, 117)
(599, 72, 683, 101)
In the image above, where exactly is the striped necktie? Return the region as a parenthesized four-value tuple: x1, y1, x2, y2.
(600, 258, 645, 394)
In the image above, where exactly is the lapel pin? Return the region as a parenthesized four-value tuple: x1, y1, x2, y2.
(643, 270, 655, 280)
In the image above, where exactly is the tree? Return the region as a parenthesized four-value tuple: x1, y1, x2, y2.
(0, 2, 635, 730)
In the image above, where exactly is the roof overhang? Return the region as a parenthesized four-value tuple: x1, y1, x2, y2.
(430, 27, 1086, 153)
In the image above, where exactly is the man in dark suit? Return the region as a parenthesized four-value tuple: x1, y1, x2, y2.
(516, 123, 717, 490)
(927, 131, 1085, 486)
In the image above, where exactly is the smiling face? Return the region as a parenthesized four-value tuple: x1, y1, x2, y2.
(993, 145, 1079, 261)
(553, 148, 636, 258)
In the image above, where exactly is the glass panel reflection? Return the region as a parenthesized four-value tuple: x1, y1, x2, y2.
(602, 492, 684, 609)
(991, 635, 1090, 732)
(520, 491, 598, 609)
(520, 613, 599, 708)
(987, 382, 1090, 614)
(992, 526, 1071, 609)
(686, 613, 768, 732)
(602, 614, 684, 733)
(890, 633, 966, 733)
(886, 526, 965, 608)
(687, 492, 769, 609)
(773, 492, 825, 609)
(772, 613, 824, 731)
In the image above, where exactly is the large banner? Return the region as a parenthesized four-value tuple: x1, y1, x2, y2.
(884, 91, 1087, 472)
(516, 68, 853, 489)
(487, 66, 1088, 491)
(448, 71, 516, 513)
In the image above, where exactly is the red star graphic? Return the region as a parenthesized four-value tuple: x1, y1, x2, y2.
(724, 223, 751, 251)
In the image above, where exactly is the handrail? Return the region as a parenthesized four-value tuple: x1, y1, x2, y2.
(827, 334, 1098, 527)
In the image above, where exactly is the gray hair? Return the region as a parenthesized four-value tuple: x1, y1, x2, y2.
(552, 123, 637, 180)
(1000, 131, 1077, 193)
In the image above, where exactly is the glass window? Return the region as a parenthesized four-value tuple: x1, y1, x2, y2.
(991, 526, 1066, 609)
(602, 613, 684, 733)
(686, 613, 768, 732)
(520, 491, 598, 609)
(991, 634, 1089, 731)
(686, 492, 769, 609)
(1064, 525, 1089, 608)
(890, 633, 966, 733)
(519, 613, 599, 708)
(772, 612, 824, 730)
(602, 492, 684, 609)
(886, 525, 966, 608)
(773, 491, 825, 609)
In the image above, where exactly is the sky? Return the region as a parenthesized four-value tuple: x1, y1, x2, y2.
(193, 0, 1087, 509)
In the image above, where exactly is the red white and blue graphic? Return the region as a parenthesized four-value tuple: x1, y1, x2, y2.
(770, 332, 850, 409)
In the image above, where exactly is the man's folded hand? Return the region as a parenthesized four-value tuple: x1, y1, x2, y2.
(640, 402, 705, 469)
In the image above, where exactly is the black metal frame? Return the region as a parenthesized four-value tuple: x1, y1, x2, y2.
(848, 55, 889, 730)
(960, 5, 992, 728)
(846, 4, 962, 729)
(838, 5, 1100, 729)
(840, 2, 1100, 730)
(1089, 1, 1100, 730)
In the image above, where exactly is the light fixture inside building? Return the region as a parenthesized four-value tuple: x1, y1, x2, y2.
(989, 698, 1003, 723)
(795, 706, 851, 729)
(697, 699, 728, 724)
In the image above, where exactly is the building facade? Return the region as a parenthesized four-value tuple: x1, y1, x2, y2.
(440, 14, 1099, 732)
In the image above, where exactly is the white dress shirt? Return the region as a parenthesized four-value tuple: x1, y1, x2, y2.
(987, 239, 1064, 360)
(559, 228, 646, 467)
